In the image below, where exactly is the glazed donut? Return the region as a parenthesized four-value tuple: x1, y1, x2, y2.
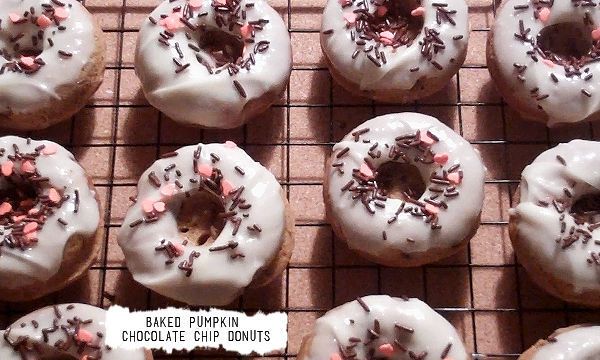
(320, 0, 468, 102)
(0, 136, 101, 302)
(135, 0, 292, 129)
(0, 0, 105, 130)
(488, 0, 600, 126)
(118, 142, 294, 305)
(519, 324, 600, 360)
(298, 295, 468, 360)
(0, 303, 152, 359)
(324, 113, 485, 267)
(509, 140, 600, 307)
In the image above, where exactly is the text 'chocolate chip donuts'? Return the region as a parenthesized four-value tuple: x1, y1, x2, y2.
(320, 0, 469, 102)
(0, 136, 101, 302)
(519, 324, 600, 360)
(509, 140, 600, 307)
(136, 0, 292, 129)
(0, 303, 153, 359)
(118, 142, 294, 306)
(297, 295, 468, 360)
(325, 113, 485, 266)
(0, 0, 105, 130)
(488, 0, 600, 126)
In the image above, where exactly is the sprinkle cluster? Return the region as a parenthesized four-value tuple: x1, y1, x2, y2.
(1, 0, 75, 75)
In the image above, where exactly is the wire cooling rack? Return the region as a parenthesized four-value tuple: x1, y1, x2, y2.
(1, 0, 600, 359)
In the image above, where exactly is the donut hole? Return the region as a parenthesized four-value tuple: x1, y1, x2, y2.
(367, 0, 424, 46)
(570, 193, 600, 224)
(176, 189, 226, 246)
(375, 162, 425, 200)
(196, 28, 245, 68)
(537, 22, 593, 62)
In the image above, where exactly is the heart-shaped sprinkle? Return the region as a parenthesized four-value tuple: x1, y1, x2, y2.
(54, 7, 70, 21)
(48, 188, 61, 203)
(28, 208, 39, 215)
(433, 153, 449, 165)
(9, 13, 21, 23)
(330, 354, 343, 360)
(42, 143, 58, 155)
(23, 222, 38, 234)
(76, 329, 94, 343)
(419, 132, 435, 145)
(21, 160, 35, 173)
(197, 163, 213, 177)
(142, 199, 154, 214)
(359, 163, 374, 178)
(172, 242, 186, 256)
(153, 201, 166, 213)
(0, 202, 12, 216)
(37, 14, 53, 28)
(592, 28, 600, 41)
(12, 215, 26, 223)
(1, 161, 14, 176)
(240, 23, 253, 39)
(189, 0, 203, 7)
(338, 0, 350, 6)
(538, 7, 550, 23)
(377, 5, 388, 16)
(447, 172, 461, 185)
(24, 231, 37, 243)
(411, 6, 425, 16)
(425, 203, 439, 214)
(378, 343, 394, 355)
(160, 183, 177, 197)
(20, 56, 35, 68)
(221, 179, 234, 196)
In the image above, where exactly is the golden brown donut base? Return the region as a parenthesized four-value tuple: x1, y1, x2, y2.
(518, 324, 593, 360)
(321, 41, 466, 103)
(509, 188, 600, 308)
(0, 177, 102, 302)
(0, 20, 106, 131)
(296, 331, 315, 360)
(323, 155, 479, 267)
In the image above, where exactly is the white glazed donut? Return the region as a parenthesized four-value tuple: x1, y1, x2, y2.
(118, 142, 293, 306)
(520, 324, 600, 360)
(320, 0, 469, 102)
(0, 303, 151, 360)
(510, 140, 600, 307)
(488, 0, 600, 126)
(135, 0, 292, 129)
(0, 0, 105, 130)
(0, 136, 101, 301)
(325, 113, 485, 266)
(298, 295, 468, 360)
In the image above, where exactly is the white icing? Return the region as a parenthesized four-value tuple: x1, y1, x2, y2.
(118, 142, 287, 306)
(326, 113, 485, 262)
(135, 0, 292, 128)
(303, 295, 468, 360)
(491, 0, 600, 126)
(320, 0, 468, 91)
(0, 0, 97, 114)
(0, 136, 100, 289)
(532, 325, 600, 360)
(512, 140, 600, 294)
(0, 303, 147, 359)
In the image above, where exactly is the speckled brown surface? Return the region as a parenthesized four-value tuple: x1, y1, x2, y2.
(0, 0, 599, 359)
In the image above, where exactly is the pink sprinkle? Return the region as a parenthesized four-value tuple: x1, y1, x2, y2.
(37, 14, 53, 28)
(0, 202, 12, 216)
(380, 31, 394, 40)
(538, 7, 550, 23)
(359, 163, 374, 178)
(1, 161, 14, 176)
(343, 12, 357, 24)
(419, 132, 436, 145)
(240, 23, 253, 39)
(330, 354, 343, 360)
(160, 183, 177, 197)
(28, 208, 39, 215)
(425, 203, 439, 214)
(42, 143, 58, 155)
(542, 59, 554, 67)
(378, 343, 394, 355)
(12, 215, 26, 223)
(172, 242, 185, 256)
(433, 153, 449, 165)
(24, 231, 37, 243)
(9, 13, 21, 23)
(20, 56, 35, 68)
(411, 6, 425, 17)
(189, 0, 203, 7)
(592, 28, 600, 41)
(447, 172, 461, 185)
(225, 140, 237, 148)
(76, 329, 94, 343)
(159, 13, 183, 31)
(53, 7, 70, 20)
(21, 160, 35, 173)
(338, 0, 350, 5)
(48, 188, 61, 203)
(377, 5, 388, 16)
(23, 222, 38, 234)
(197, 163, 213, 177)
(215, 0, 227, 4)
(221, 179, 234, 196)
(153, 201, 166, 213)
(142, 199, 154, 214)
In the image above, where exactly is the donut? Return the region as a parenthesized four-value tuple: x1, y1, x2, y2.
(320, 0, 468, 103)
(324, 113, 485, 267)
(0, 0, 105, 130)
(135, 0, 292, 129)
(0, 136, 101, 302)
(509, 140, 600, 307)
(519, 324, 600, 360)
(118, 142, 294, 305)
(0, 303, 153, 359)
(487, 0, 600, 126)
(297, 295, 468, 360)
